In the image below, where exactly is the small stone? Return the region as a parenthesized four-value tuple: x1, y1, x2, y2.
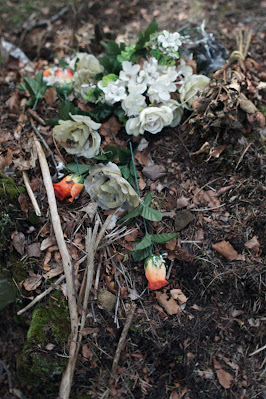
(97, 289, 116, 311)
(174, 210, 195, 231)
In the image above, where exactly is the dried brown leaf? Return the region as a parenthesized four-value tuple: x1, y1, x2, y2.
(43, 264, 63, 279)
(44, 87, 57, 104)
(142, 164, 166, 181)
(216, 369, 233, 389)
(11, 231, 25, 255)
(176, 195, 190, 209)
(170, 289, 188, 304)
(167, 246, 194, 262)
(23, 274, 42, 291)
(27, 243, 41, 258)
(155, 291, 180, 315)
(6, 91, 19, 113)
(212, 241, 244, 261)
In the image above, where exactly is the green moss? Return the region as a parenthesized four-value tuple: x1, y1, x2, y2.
(27, 212, 40, 225)
(8, 253, 28, 282)
(48, 290, 71, 342)
(0, 176, 25, 201)
(257, 103, 266, 115)
(17, 291, 70, 389)
(27, 306, 50, 344)
(17, 350, 67, 388)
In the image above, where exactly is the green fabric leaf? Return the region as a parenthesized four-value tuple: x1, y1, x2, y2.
(143, 192, 153, 207)
(150, 233, 178, 243)
(132, 245, 153, 261)
(119, 204, 142, 223)
(140, 205, 162, 222)
(65, 163, 90, 175)
(132, 234, 152, 251)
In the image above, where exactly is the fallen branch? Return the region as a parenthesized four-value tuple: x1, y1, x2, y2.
(106, 302, 137, 397)
(33, 134, 79, 399)
(22, 171, 41, 216)
(17, 274, 66, 316)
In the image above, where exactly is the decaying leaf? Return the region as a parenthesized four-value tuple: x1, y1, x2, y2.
(244, 235, 260, 256)
(212, 241, 244, 261)
(6, 91, 19, 113)
(97, 289, 116, 311)
(11, 231, 25, 255)
(167, 246, 194, 262)
(216, 369, 234, 389)
(176, 195, 190, 209)
(23, 274, 42, 291)
(43, 264, 63, 279)
(239, 93, 257, 113)
(44, 87, 57, 104)
(27, 243, 41, 257)
(155, 291, 180, 315)
(170, 289, 188, 304)
(142, 164, 166, 181)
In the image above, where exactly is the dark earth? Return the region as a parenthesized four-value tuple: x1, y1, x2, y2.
(0, 1, 265, 398)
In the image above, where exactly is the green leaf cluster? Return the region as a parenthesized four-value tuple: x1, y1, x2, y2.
(132, 232, 177, 261)
(17, 71, 47, 108)
(46, 100, 113, 126)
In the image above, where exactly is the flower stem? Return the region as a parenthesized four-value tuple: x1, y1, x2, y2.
(129, 141, 149, 236)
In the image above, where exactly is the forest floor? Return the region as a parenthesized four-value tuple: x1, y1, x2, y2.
(0, 1, 265, 398)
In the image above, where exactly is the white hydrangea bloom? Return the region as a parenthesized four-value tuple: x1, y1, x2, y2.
(179, 74, 210, 110)
(53, 114, 101, 158)
(119, 61, 140, 82)
(176, 59, 193, 80)
(121, 93, 147, 116)
(98, 79, 127, 105)
(84, 162, 139, 210)
(125, 106, 173, 136)
(137, 58, 160, 85)
(159, 99, 184, 127)
(157, 30, 182, 52)
(148, 76, 177, 103)
(127, 82, 147, 95)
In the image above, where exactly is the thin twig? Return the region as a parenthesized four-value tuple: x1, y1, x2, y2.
(33, 135, 79, 399)
(249, 344, 266, 357)
(17, 274, 66, 316)
(22, 171, 41, 216)
(107, 302, 137, 396)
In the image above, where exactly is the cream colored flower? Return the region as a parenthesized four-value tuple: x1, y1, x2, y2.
(70, 53, 103, 74)
(53, 114, 101, 158)
(159, 99, 184, 127)
(73, 69, 98, 98)
(71, 53, 103, 98)
(180, 74, 210, 110)
(126, 106, 173, 136)
(84, 162, 139, 210)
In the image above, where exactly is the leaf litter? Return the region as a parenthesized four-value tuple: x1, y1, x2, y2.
(0, 3, 266, 399)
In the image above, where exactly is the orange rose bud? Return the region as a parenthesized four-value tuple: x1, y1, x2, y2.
(53, 174, 84, 203)
(54, 68, 73, 84)
(144, 255, 168, 290)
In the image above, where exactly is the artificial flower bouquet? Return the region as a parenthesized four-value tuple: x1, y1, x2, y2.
(19, 21, 212, 289)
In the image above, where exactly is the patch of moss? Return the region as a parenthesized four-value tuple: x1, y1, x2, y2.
(17, 291, 70, 389)
(48, 290, 71, 342)
(26, 306, 50, 344)
(8, 253, 28, 282)
(17, 350, 67, 388)
(27, 212, 40, 225)
(257, 103, 266, 115)
(0, 175, 25, 201)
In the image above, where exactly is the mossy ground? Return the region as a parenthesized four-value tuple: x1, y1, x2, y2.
(17, 290, 70, 391)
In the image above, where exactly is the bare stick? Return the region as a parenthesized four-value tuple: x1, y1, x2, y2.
(33, 135, 78, 399)
(22, 171, 41, 216)
(17, 274, 66, 315)
(107, 302, 137, 395)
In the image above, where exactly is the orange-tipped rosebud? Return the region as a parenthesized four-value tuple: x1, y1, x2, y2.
(144, 255, 168, 290)
(54, 68, 74, 84)
(53, 174, 84, 203)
